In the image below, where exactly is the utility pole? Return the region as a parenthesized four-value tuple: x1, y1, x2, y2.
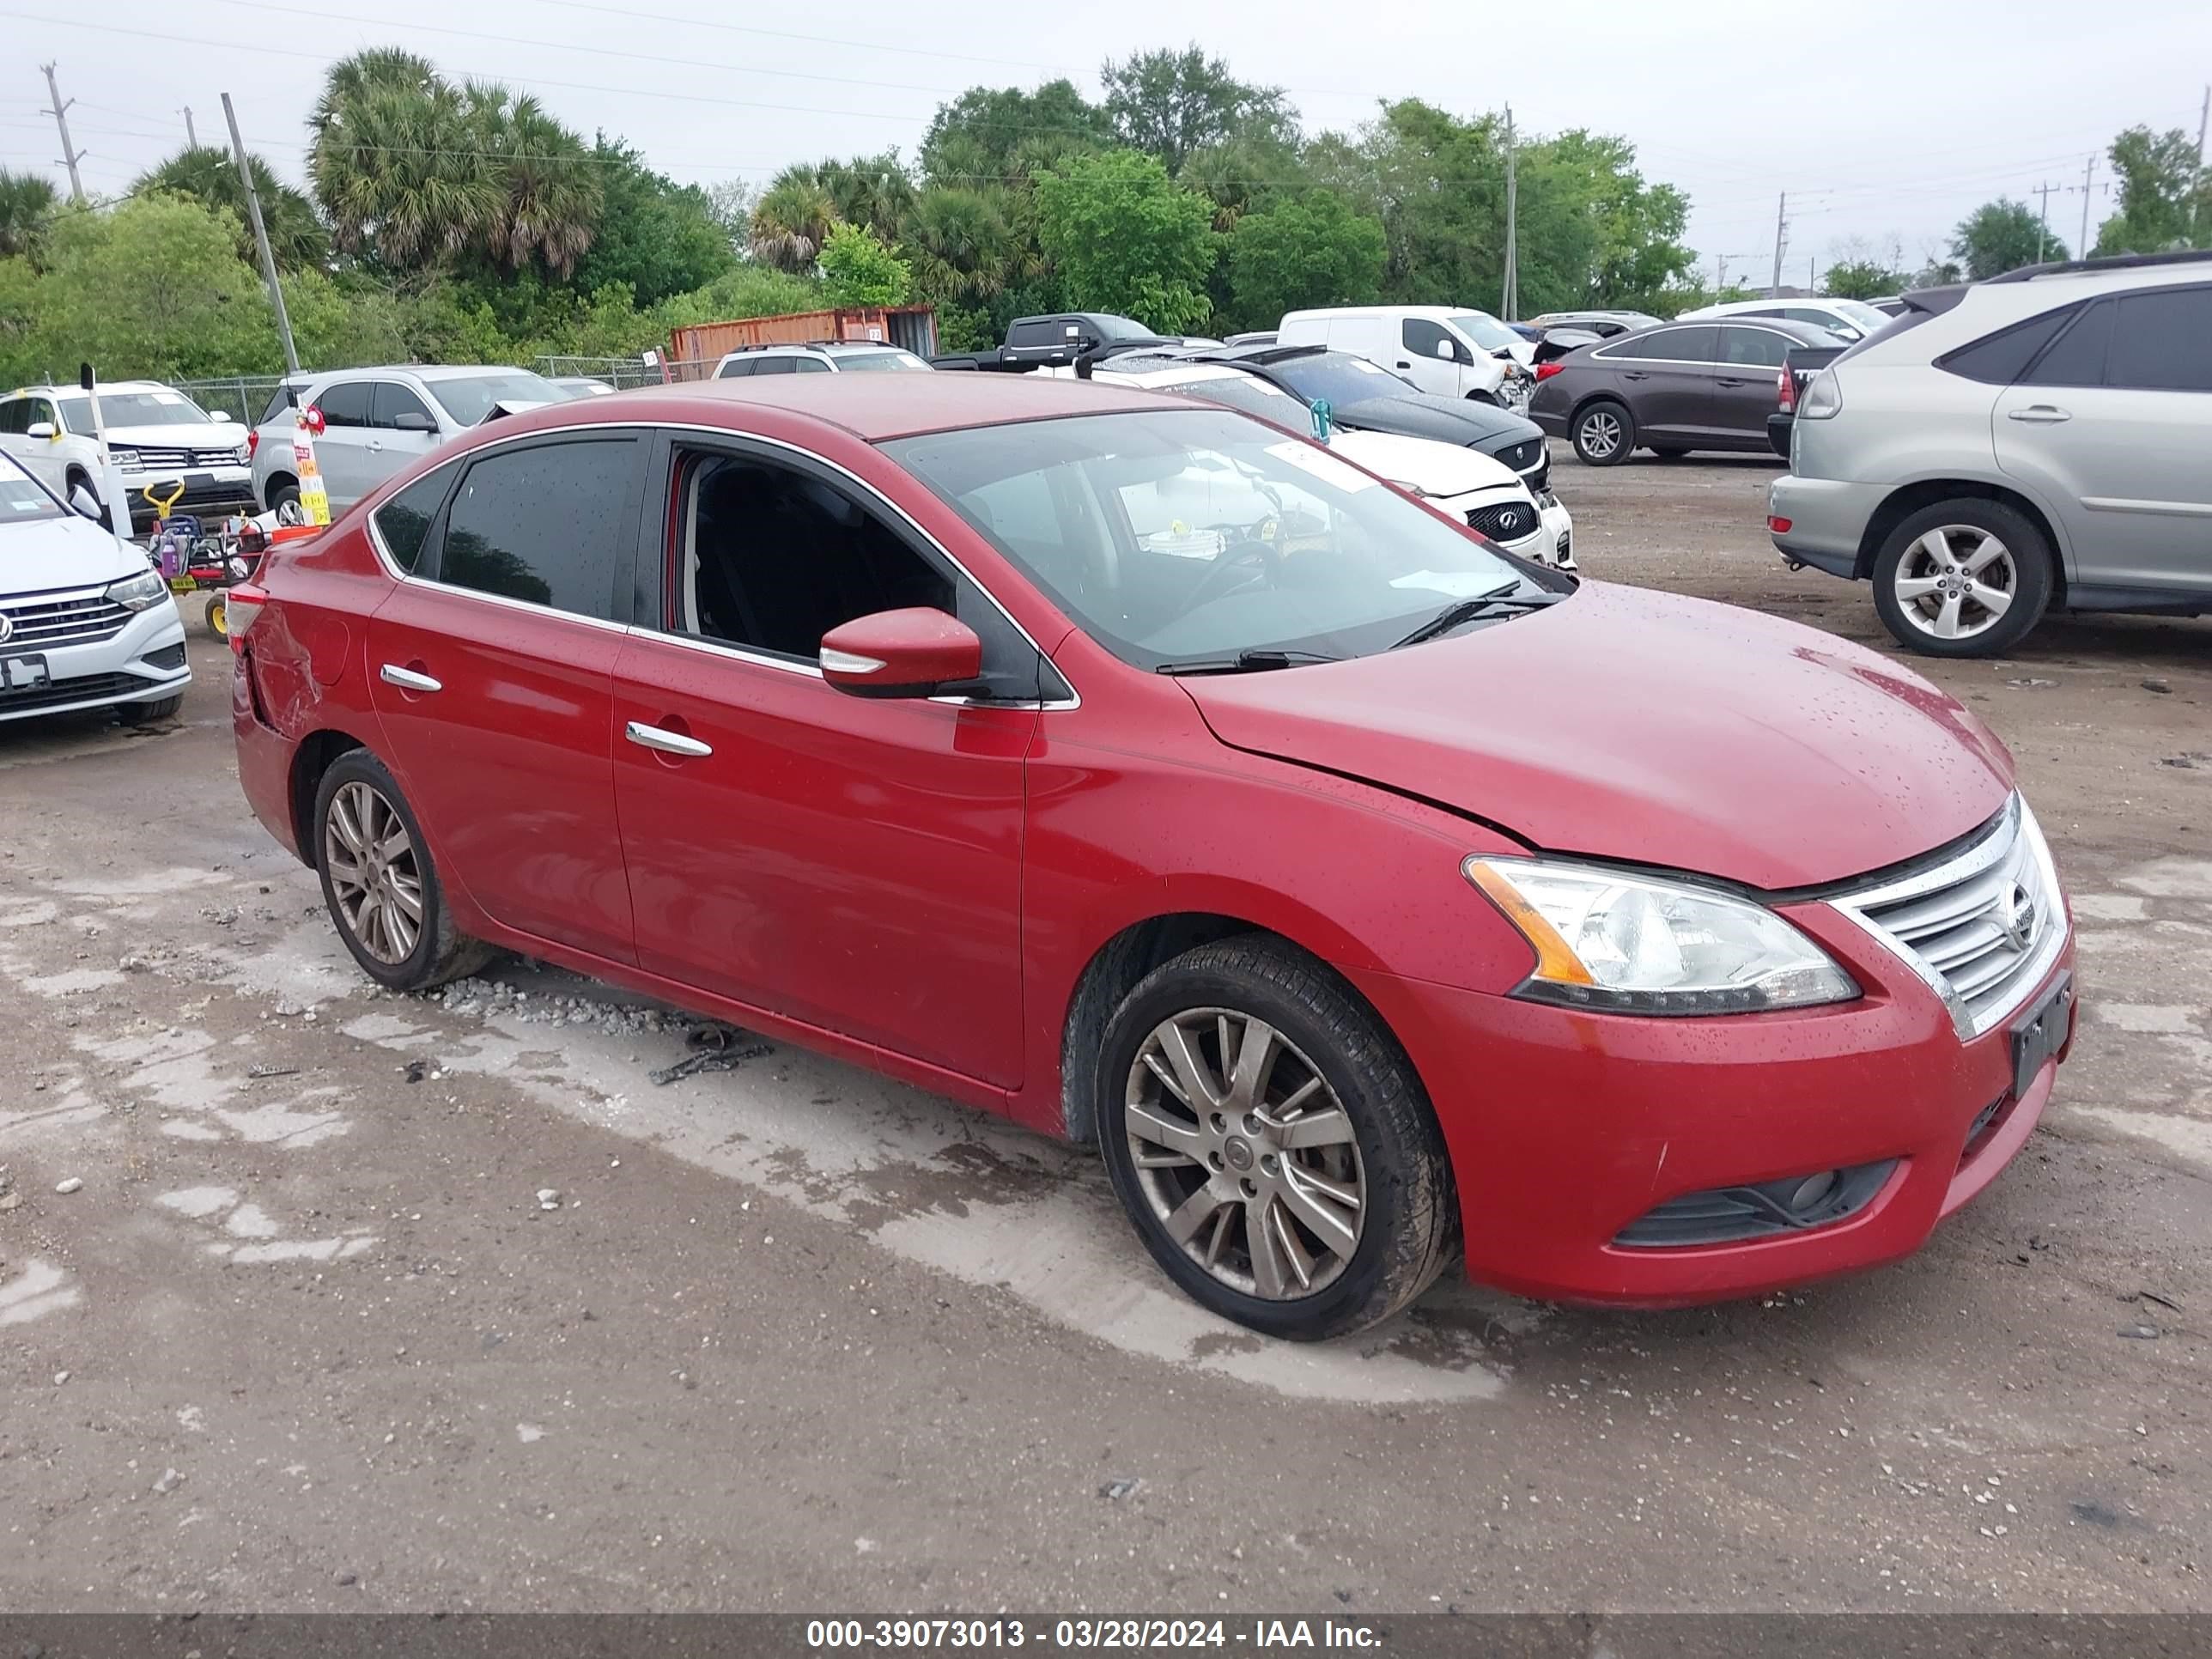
(222, 92, 300, 374)
(1500, 104, 1518, 321)
(1769, 192, 1789, 298)
(2192, 84, 2209, 243)
(183, 106, 198, 149)
(2032, 180, 2057, 261)
(1715, 252, 1728, 294)
(39, 62, 88, 204)
(2077, 153, 2096, 259)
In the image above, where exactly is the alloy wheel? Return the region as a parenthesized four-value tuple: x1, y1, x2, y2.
(1123, 1008, 1366, 1300)
(324, 780, 423, 964)
(1891, 525, 2017, 641)
(1577, 410, 1622, 459)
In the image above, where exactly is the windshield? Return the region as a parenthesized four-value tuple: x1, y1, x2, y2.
(1448, 312, 1520, 351)
(834, 349, 931, 372)
(1262, 352, 1410, 408)
(1826, 300, 1893, 335)
(1157, 374, 1304, 433)
(425, 372, 561, 426)
(0, 455, 64, 522)
(882, 409, 1556, 671)
(58, 391, 211, 433)
(1092, 314, 1157, 342)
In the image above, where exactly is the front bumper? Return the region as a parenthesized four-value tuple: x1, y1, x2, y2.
(123, 465, 257, 530)
(1768, 473, 1887, 579)
(0, 591, 190, 723)
(1350, 909, 2075, 1307)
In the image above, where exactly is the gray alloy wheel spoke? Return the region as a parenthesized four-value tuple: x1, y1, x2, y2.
(1898, 525, 2015, 641)
(1125, 1007, 1368, 1302)
(326, 780, 422, 966)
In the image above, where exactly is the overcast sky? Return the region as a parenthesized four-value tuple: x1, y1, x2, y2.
(7, 0, 2209, 289)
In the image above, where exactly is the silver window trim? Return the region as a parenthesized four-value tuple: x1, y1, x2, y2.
(362, 418, 1080, 709)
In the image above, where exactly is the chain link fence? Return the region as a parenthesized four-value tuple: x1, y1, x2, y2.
(173, 374, 288, 426)
(537, 355, 717, 387)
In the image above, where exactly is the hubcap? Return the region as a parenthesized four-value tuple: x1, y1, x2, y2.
(1123, 1009, 1365, 1301)
(1581, 411, 1621, 458)
(1893, 526, 2017, 640)
(325, 781, 423, 964)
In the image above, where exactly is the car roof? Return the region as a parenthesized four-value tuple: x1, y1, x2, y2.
(11, 380, 177, 397)
(309, 363, 534, 383)
(1632, 315, 1840, 342)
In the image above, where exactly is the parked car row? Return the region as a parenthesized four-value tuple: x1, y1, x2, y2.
(0, 380, 254, 532)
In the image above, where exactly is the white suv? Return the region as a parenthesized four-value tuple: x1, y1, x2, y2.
(713, 343, 932, 378)
(1770, 251, 2212, 656)
(0, 380, 253, 532)
(1676, 296, 1892, 343)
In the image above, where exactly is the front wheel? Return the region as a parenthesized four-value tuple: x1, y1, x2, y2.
(1571, 399, 1634, 465)
(313, 750, 493, 991)
(1096, 938, 1456, 1340)
(1871, 500, 2053, 658)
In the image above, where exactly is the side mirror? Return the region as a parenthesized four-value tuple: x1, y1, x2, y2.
(210, 410, 235, 422)
(69, 483, 102, 521)
(393, 410, 438, 433)
(1433, 338, 1455, 361)
(820, 609, 983, 699)
(27, 421, 55, 441)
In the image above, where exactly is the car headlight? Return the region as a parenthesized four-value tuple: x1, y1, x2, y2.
(1464, 855, 1859, 1015)
(105, 570, 169, 612)
(110, 447, 143, 470)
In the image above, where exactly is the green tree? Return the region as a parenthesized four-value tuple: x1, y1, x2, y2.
(1033, 149, 1216, 333)
(132, 146, 327, 270)
(748, 167, 838, 271)
(1100, 46, 1295, 176)
(568, 138, 732, 306)
(1948, 198, 2058, 279)
(1224, 191, 1383, 331)
(919, 81, 1113, 185)
(1822, 258, 1905, 300)
(2094, 125, 2209, 253)
(818, 221, 912, 307)
(0, 168, 60, 259)
(816, 154, 918, 242)
(465, 84, 602, 278)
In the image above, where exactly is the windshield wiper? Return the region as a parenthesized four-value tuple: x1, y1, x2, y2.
(1389, 583, 1565, 650)
(1154, 648, 1340, 676)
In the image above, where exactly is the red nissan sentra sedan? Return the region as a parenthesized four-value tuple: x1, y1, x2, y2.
(225, 374, 2075, 1340)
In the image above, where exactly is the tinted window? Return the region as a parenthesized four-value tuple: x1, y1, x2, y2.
(259, 383, 301, 424)
(371, 465, 454, 574)
(0, 399, 24, 435)
(1402, 319, 1458, 361)
(1939, 307, 2077, 385)
(1007, 320, 1065, 349)
(372, 382, 436, 429)
(2105, 287, 2212, 392)
(749, 356, 797, 376)
(436, 439, 640, 619)
(1638, 325, 1718, 363)
(716, 357, 757, 379)
(2025, 300, 2113, 387)
(316, 381, 373, 428)
(1719, 326, 1791, 368)
(792, 356, 830, 374)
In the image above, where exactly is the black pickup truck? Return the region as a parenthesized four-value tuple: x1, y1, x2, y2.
(1769, 341, 1848, 458)
(933, 312, 1195, 372)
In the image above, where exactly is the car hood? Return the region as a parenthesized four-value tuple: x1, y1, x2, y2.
(1333, 393, 1542, 452)
(1182, 583, 2014, 890)
(100, 423, 246, 452)
(2, 513, 147, 595)
(1330, 430, 1520, 495)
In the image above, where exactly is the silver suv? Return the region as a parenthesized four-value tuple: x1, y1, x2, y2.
(1770, 251, 2212, 656)
(712, 343, 931, 378)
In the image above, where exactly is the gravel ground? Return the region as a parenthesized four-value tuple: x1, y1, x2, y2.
(0, 449, 2206, 1614)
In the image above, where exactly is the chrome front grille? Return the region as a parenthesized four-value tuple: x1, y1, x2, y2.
(1466, 500, 1538, 542)
(1830, 795, 2067, 1038)
(120, 445, 240, 471)
(0, 591, 132, 648)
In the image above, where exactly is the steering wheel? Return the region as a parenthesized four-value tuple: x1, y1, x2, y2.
(1181, 535, 1279, 611)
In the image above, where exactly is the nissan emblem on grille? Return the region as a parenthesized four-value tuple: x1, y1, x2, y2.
(2000, 884, 2037, 952)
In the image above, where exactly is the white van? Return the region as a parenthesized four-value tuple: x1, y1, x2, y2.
(1278, 307, 1533, 409)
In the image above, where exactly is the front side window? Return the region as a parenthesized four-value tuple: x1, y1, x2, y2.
(315, 381, 373, 428)
(434, 438, 641, 619)
(1403, 319, 1459, 361)
(371, 465, 456, 574)
(792, 356, 831, 374)
(372, 382, 437, 430)
(883, 409, 1553, 672)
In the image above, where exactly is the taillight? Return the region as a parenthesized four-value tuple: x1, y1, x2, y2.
(1777, 368, 1795, 412)
(246, 428, 259, 459)
(223, 582, 267, 652)
(1534, 362, 1565, 381)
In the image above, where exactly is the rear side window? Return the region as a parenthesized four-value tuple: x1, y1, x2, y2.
(2023, 301, 2113, 387)
(793, 356, 830, 374)
(1719, 326, 1790, 368)
(259, 383, 301, 425)
(371, 465, 454, 574)
(1936, 306, 2077, 385)
(749, 356, 797, 376)
(316, 381, 372, 428)
(434, 438, 641, 620)
(2105, 287, 2212, 392)
(716, 357, 757, 379)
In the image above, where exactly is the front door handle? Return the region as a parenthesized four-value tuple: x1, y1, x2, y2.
(367, 439, 385, 452)
(1622, 371, 1650, 382)
(625, 720, 712, 759)
(379, 663, 441, 693)
(1395, 360, 1413, 368)
(2008, 405, 2072, 423)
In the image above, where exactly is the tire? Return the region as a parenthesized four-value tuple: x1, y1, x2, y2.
(118, 694, 183, 724)
(267, 481, 301, 517)
(313, 750, 494, 992)
(1095, 937, 1456, 1341)
(1871, 499, 2053, 659)
(204, 592, 229, 637)
(1650, 447, 1690, 460)
(1571, 399, 1634, 465)
(1466, 389, 1500, 407)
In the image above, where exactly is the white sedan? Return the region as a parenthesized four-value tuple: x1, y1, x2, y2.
(1065, 359, 1575, 571)
(0, 454, 189, 726)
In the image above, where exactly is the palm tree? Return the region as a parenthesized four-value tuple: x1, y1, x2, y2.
(467, 86, 600, 277)
(312, 76, 503, 270)
(133, 147, 327, 268)
(818, 154, 916, 243)
(904, 185, 1018, 305)
(310, 47, 439, 141)
(0, 168, 58, 258)
(748, 168, 837, 272)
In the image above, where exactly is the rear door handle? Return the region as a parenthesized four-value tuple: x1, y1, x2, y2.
(1717, 377, 1747, 387)
(1622, 371, 1650, 381)
(379, 664, 441, 693)
(625, 720, 712, 759)
(2008, 405, 2072, 423)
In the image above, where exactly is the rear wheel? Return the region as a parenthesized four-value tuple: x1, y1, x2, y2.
(1871, 500, 2053, 658)
(313, 750, 494, 991)
(1096, 937, 1455, 1341)
(1571, 399, 1634, 465)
